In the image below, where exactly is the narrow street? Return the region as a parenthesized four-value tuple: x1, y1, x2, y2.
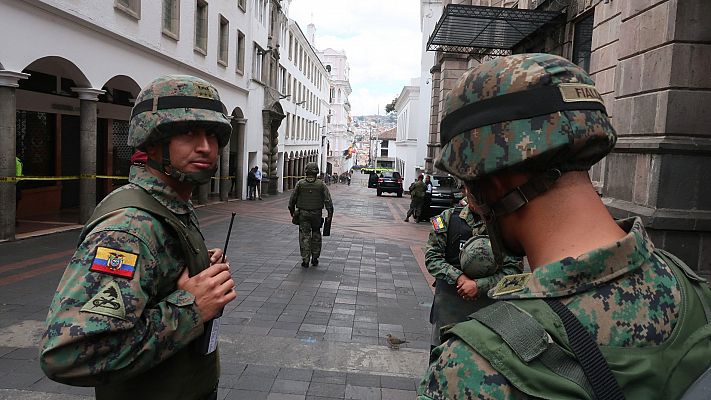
(0, 173, 434, 400)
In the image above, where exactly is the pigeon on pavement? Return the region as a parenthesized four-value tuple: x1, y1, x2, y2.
(385, 334, 408, 350)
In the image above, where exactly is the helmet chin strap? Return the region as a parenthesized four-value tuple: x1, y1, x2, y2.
(146, 142, 216, 186)
(471, 169, 562, 267)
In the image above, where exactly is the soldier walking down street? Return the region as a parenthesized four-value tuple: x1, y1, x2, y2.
(289, 162, 333, 268)
(39, 75, 238, 400)
(425, 195, 522, 358)
(418, 54, 711, 399)
(404, 175, 426, 222)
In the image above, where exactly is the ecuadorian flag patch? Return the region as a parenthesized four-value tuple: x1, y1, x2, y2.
(89, 247, 138, 279)
(431, 215, 446, 233)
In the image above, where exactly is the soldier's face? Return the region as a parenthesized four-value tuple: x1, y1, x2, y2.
(167, 127, 219, 172)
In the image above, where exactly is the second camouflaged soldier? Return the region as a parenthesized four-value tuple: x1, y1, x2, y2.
(40, 75, 237, 400)
(418, 54, 711, 399)
(289, 162, 333, 267)
(425, 195, 522, 355)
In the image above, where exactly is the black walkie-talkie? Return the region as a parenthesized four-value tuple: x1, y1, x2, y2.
(198, 212, 236, 355)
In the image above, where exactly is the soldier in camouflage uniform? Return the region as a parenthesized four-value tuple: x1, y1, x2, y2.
(40, 75, 237, 400)
(418, 54, 711, 399)
(425, 198, 522, 355)
(405, 175, 426, 222)
(289, 162, 333, 268)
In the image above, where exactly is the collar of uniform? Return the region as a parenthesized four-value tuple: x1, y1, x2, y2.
(128, 165, 194, 217)
(459, 206, 483, 229)
(497, 217, 653, 299)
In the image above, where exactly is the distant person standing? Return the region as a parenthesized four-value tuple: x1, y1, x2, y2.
(405, 175, 426, 222)
(421, 175, 433, 222)
(254, 165, 263, 200)
(247, 167, 256, 200)
(15, 156, 23, 220)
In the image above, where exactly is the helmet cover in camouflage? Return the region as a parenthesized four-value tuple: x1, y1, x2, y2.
(459, 235, 497, 279)
(305, 162, 319, 177)
(436, 53, 617, 181)
(128, 75, 232, 149)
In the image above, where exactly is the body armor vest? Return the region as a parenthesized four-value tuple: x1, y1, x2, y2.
(296, 179, 325, 210)
(430, 208, 495, 346)
(444, 208, 472, 267)
(79, 188, 218, 400)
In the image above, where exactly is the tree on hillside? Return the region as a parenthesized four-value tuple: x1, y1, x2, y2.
(384, 97, 397, 114)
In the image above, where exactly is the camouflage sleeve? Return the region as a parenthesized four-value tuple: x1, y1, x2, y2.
(475, 255, 524, 297)
(418, 337, 524, 400)
(424, 210, 462, 285)
(289, 181, 299, 211)
(323, 183, 334, 214)
(40, 227, 203, 386)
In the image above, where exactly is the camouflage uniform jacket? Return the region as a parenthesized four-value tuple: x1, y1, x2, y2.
(418, 217, 683, 399)
(40, 165, 205, 385)
(425, 206, 521, 294)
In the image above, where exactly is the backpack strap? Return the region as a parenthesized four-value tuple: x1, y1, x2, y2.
(545, 299, 625, 400)
(465, 301, 594, 398)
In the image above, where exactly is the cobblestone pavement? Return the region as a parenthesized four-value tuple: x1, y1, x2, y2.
(0, 173, 435, 400)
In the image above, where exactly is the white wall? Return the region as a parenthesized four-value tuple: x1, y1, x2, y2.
(418, 0, 442, 167)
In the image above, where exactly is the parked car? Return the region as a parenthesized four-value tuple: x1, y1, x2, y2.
(420, 175, 463, 220)
(376, 171, 403, 197)
(368, 172, 379, 188)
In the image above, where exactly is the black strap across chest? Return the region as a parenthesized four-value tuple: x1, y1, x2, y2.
(544, 299, 625, 400)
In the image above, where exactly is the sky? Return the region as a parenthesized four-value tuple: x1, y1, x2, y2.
(287, 0, 423, 116)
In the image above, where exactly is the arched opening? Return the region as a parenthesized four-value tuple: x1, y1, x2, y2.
(14, 56, 91, 228)
(97, 75, 141, 200)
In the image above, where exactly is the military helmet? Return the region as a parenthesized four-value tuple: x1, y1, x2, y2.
(459, 235, 497, 279)
(128, 75, 232, 149)
(436, 53, 617, 181)
(305, 162, 319, 177)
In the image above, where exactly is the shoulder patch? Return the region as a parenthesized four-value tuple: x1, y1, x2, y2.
(431, 215, 447, 233)
(90, 247, 138, 279)
(492, 273, 532, 297)
(81, 281, 127, 320)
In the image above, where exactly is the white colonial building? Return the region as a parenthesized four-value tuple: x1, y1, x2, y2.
(394, 80, 423, 185)
(318, 48, 354, 174)
(0, 0, 296, 240)
(276, 17, 330, 190)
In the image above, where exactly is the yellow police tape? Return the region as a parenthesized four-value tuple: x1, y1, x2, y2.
(0, 175, 130, 182)
(1, 175, 266, 182)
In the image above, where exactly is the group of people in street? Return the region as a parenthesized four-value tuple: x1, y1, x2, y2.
(246, 165, 263, 200)
(404, 174, 432, 222)
(38, 53, 711, 400)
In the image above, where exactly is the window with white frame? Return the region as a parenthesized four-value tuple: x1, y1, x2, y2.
(194, 0, 208, 55)
(218, 15, 229, 66)
(238, 0, 246, 12)
(236, 30, 245, 74)
(161, 0, 179, 39)
(115, 0, 141, 19)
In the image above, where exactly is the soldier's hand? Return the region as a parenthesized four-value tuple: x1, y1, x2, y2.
(289, 209, 295, 217)
(177, 264, 237, 321)
(208, 248, 225, 265)
(327, 214, 333, 221)
(456, 274, 478, 300)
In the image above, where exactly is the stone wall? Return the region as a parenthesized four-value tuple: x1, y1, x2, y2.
(605, 0, 711, 277)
